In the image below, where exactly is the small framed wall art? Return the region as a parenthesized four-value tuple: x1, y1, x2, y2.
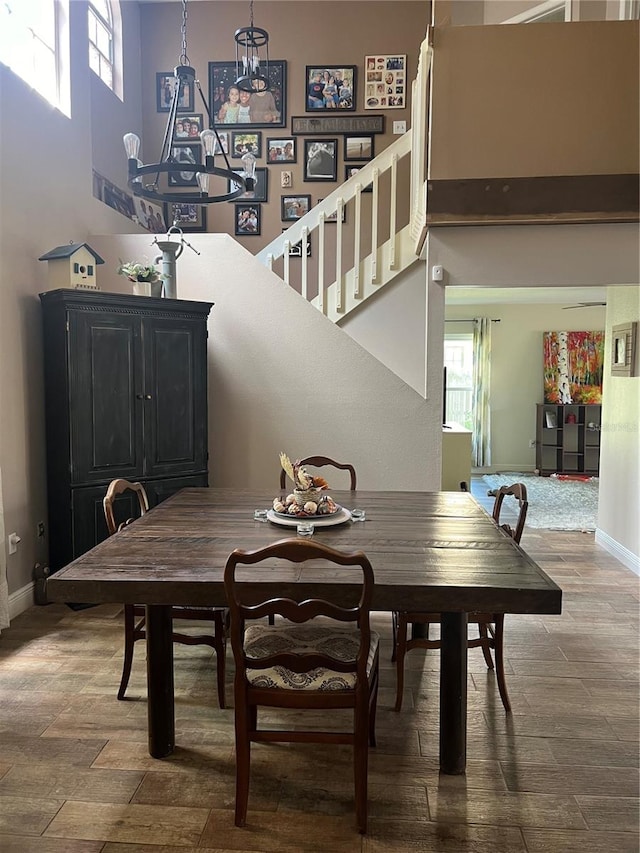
(163, 202, 207, 233)
(235, 204, 261, 236)
(231, 131, 262, 158)
(281, 195, 311, 221)
(304, 139, 338, 182)
(364, 54, 406, 109)
(157, 72, 194, 112)
(611, 322, 637, 377)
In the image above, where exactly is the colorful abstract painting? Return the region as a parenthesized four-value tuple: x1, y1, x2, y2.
(543, 331, 605, 404)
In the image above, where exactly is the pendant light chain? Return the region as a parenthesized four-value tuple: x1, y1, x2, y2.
(179, 0, 189, 67)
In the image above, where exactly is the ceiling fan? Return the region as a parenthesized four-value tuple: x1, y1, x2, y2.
(562, 301, 607, 309)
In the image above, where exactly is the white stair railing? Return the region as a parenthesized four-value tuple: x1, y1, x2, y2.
(256, 35, 432, 320)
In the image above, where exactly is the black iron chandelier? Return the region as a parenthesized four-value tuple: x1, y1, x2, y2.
(124, 0, 253, 206)
(234, 0, 270, 93)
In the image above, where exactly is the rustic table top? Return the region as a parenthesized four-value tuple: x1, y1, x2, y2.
(46, 488, 562, 614)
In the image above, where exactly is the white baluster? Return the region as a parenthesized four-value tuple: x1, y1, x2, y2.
(317, 213, 325, 314)
(283, 241, 290, 286)
(371, 168, 379, 283)
(353, 188, 362, 299)
(266, 253, 274, 271)
(390, 154, 398, 269)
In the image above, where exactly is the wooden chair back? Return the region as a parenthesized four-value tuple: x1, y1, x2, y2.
(279, 455, 357, 491)
(492, 483, 528, 544)
(225, 538, 373, 683)
(103, 478, 149, 536)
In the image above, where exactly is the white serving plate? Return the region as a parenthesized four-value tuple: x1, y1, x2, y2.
(266, 507, 352, 528)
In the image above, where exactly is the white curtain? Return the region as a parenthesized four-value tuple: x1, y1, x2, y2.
(0, 467, 9, 631)
(472, 318, 492, 467)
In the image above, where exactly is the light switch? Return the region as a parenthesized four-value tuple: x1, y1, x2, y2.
(393, 121, 407, 135)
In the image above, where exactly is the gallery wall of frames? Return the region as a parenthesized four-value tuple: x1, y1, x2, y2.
(132, 1, 425, 249)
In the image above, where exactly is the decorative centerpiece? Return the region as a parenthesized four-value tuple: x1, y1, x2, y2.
(274, 453, 339, 517)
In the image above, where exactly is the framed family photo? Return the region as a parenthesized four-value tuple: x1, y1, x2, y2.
(306, 66, 356, 111)
(611, 322, 637, 377)
(227, 167, 268, 202)
(231, 131, 262, 158)
(209, 60, 287, 128)
(304, 139, 338, 182)
(156, 72, 194, 112)
(173, 114, 203, 139)
(235, 204, 261, 236)
(267, 137, 296, 163)
(364, 54, 406, 109)
(163, 202, 208, 233)
(345, 164, 372, 191)
(281, 195, 311, 221)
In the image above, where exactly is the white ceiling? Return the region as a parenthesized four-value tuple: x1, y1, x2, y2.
(445, 286, 608, 306)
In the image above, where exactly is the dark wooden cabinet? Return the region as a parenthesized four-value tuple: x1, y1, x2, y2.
(40, 290, 213, 571)
(535, 403, 601, 476)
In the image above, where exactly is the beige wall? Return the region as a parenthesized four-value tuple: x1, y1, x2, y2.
(597, 285, 640, 569)
(429, 20, 639, 179)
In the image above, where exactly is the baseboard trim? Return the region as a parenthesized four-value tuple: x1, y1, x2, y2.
(595, 528, 640, 576)
(9, 581, 34, 620)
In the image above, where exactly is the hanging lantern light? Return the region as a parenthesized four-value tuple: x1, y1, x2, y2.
(234, 0, 270, 93)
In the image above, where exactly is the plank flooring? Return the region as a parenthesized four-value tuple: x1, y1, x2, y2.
(1, 482, 638, 851)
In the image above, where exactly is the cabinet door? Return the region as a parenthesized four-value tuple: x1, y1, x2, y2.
(142, 316, 208, 478)
(69, 310, 145, 483)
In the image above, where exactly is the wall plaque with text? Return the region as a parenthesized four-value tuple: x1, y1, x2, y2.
(291, 115, 385, 135)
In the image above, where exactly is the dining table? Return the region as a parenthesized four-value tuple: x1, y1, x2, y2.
(46, 487, 562, 774)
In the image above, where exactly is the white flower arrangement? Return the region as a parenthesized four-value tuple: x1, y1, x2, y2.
(117, 259, 163, 283)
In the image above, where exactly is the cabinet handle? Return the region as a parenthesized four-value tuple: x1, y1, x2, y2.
(136, 393, 144, 400)
(145, 394, 152, 400)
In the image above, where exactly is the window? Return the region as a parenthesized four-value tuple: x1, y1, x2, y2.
(0, 0, 69, 114)
(88, 0, 113, 90)
(444, 335, 473, 430)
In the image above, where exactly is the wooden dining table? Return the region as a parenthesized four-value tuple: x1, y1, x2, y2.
(46, 487, 562, 774)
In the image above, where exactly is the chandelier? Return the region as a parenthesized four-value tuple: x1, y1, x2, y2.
(123, 0, 251, 206)
(234, 0, 270, 93)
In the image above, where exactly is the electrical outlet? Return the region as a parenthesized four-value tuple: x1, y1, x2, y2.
(37, 521, 45, 538)
(529, 439, 536, 448)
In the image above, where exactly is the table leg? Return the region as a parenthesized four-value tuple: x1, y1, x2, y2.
(145, 604, 175, 758)
(439, 611, 467, 774)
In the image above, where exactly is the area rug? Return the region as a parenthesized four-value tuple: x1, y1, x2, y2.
(481, 473, 599, 531)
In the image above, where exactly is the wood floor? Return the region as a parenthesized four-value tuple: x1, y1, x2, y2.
(1, 517, 638, 850)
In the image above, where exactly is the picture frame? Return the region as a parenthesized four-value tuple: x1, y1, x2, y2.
(283, 229, 312, 257)
(344, 164, 372, 191)
(168, 143, 202, 187)
(318, 198, 346, 223)
(611, 321, 637, 377)
(281, 195, 311, 221)
(364, 54, 406, 109)
(173, 114, 203, 139)
(280, 170, 293, 189)
(544, 410, 557, 429)
(227, 167, 268, 202)
(305, 65, 356, 111)
(163, 202, 208, 233)
(208, 60, 287, 128)
(304, 139, 338, 182)
(344, 135, 374, 161)
(267, 137, 297, 163)
(156, 72, 194, 113)
(212, 130, 229, 155)
(231, 131, 262, 158)
(235, 204, 261, 236)
(134, 198, 165, 233)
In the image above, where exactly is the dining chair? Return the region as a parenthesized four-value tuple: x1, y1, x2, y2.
(391, 483, 528, 714)
(278, 455, 357, 491)
(103, 478, 228, 708)
(224, 538, 379, 834)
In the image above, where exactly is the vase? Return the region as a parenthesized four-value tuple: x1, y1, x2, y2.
(133, 281, 163, 298)
(293, 487, 323, 507)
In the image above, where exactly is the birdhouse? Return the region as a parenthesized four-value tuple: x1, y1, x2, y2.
(38, 242, 105, 290)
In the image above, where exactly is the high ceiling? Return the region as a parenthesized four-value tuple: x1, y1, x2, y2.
(445, 286, 608, 307)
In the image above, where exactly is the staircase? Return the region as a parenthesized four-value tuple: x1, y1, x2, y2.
(256, 36, 432, 325)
